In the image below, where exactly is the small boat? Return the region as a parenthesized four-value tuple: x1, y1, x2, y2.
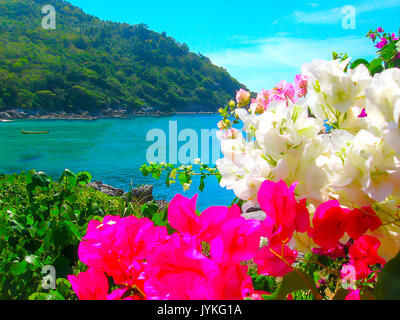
(21, 130, 49, 135)
(0, 119, 13, 122)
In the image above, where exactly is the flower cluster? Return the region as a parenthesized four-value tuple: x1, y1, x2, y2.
(216, 57, 400, 261)
(368, 27, 399, 49)
(69, 179, 387, 300)
(69, 183, 305, 300)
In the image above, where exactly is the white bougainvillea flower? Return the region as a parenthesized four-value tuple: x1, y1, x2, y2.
(365, 68, 400, 154)
(216, 59, 400, 228)
(302, 59, 371, 120)
(321, 129, 400, 206)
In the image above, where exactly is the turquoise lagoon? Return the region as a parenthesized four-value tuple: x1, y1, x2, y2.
(0, 115, 236, 210)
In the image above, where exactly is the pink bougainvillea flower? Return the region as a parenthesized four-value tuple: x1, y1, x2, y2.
(391, 33, 399, 41)
(358, 108, 368, 118)
(377, 27, 384, 33)
(209, 216, 262, 264)
(294, 74, 308, 98)
(369, 33, 376, 42)
(68, 268, 109, 300)
(309, 200, 348, 249)
(144, 234, 216, 300)
(78, 216, 125, 281)
(236, 89, 251, 107)
(345, 289, 361, 300)
(376, 38, 388, 49)
(270, 80, 296, 104)
(343, 207, 382, 240)
(106, 288, 144, 300)
(78, 215, 168, 286)
(208, 264, 254, 300)
(250, 96, 268, 114)
(199, 204, 242, 243)
(312, 241, 349, 259)
(257, 180, 310, 245)
(349, 235, 386, 267)
(295, 198, 312, 233)
(220, 128, 240, 140)
(260, 89, 272, 101)
(254, 244, 298, 277)
(351, 260, 374, 281)
(168, 194, 202, 237)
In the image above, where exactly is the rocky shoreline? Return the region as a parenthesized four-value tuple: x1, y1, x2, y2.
(87, 181, 169, 210)
(0, 108, 218, 120)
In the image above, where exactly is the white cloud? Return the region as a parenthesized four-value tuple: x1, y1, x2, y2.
(207, 36, 376, 92)
(292, 0, 400, 24)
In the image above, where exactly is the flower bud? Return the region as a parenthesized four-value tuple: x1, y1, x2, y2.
(236, 89, 251, 107)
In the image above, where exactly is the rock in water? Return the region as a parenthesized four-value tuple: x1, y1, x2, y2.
(155, 200, 169, 211)
(87, 181, 125, 197)
(128, 185, 154, 204)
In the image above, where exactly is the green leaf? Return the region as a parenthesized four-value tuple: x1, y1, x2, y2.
(199, 176, 205, 192)
(141, 201, 159, 219)
(63, 221, 82, 241)
(140, 165, 150, 176)
(178, 173, 189, 185)
(380, 42, 395, 60)
(27, 171, 52, 193)
(350, 59, 369, 69)
(151, 167, 162, 180)
(374, 251, 400, 300)
(25, 170, 35, 185)
(152, 210, 167, 227)
(10, 260, 29, 276)
(252, 274, 278, 293)
(56, 278, 72, 298)
(165, 171, 171, 186)
(52, 222, 69, 249)
(368, 58, 384, 75)
(264, 270, 320, 300)
(29, 291, 65, 300)
(58, 169, 77, 190)
(76, 171, 92, 186)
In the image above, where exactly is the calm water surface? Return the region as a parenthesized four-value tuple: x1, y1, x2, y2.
(0, 115, 235, 210)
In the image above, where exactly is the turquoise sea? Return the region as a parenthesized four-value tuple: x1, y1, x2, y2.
(0, 115, 235, 210)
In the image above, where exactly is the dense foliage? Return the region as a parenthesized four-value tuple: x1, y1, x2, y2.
(0, 0, 244, 115)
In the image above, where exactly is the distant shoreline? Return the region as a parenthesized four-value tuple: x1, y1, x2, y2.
(0, 110, 219, 121)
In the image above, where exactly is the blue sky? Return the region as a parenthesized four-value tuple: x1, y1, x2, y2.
(69, 0, 400, 91)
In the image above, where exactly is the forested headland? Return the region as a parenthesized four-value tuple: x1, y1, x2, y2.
(0, 0, 245, 117)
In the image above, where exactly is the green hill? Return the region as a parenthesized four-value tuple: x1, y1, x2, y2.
(0, 0, 245, 116)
